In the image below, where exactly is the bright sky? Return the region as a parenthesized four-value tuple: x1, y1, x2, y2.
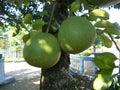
(104, 8, 120, 24)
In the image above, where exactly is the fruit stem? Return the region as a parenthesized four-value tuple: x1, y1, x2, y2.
(46, 1, 56, 33)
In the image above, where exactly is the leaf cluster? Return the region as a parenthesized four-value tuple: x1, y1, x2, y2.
(88, 9, 120, 48)
(93, 52, 120, 89)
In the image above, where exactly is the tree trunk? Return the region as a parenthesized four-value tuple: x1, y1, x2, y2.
(40, 52, 77, 90)
(39, 1, 77, 90)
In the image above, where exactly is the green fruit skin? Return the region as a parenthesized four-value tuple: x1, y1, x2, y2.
(23, 32, 61, 68)
(58, 16, 96, 54)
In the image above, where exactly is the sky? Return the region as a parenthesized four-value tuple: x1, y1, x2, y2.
(104, 8, 120, 24)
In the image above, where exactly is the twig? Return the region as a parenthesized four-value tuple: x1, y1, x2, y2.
(108, 34, 120, 52)
(46, 1, 56, 33)
(108, 33, 120, 81)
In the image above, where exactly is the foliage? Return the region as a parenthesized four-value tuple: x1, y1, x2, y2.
(0, 26, 25, 52)
(94, 52, 120, 89)
(0, 0, 120, 89)
(88, 7, 120, 90)
(0, 30, 9, 49)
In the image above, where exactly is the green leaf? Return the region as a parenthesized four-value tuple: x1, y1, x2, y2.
(18, 0, 23, 5)
(94, 20, 120, 35)
(99, 69, 113, 76)
(29, 31, 38, 37)
(0, 22, 3, 27)
(105, 28, 120, 35)
(96, 29, 104, 35)
(12, 0, 16, 3)
(100, 34, 112, 48)
(12, 26, 20, 37)
(22, 34, 30, 43)
(94, 52, 117, 70)
(24, 13, 33, 24)
(71, 0, 80, 12)
(95, 20, 115, 29)
(93, 73, 113, 90)
(32, 20, 45, 31)
(83, 0, 94, 10)
(22, 31, 38, 43)
(89, 9, 109, 21)
(23, 0, 30, 6)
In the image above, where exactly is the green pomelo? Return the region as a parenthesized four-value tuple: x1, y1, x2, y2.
(23, 32, 61, 68)
(58, 16, 96, 54)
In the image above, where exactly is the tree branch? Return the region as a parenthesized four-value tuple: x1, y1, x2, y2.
(46, 1, 56, 33)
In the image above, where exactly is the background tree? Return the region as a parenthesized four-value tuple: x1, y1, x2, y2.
(0, 0, 120, 90)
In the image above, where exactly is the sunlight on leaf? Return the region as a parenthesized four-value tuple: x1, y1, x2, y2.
(12, 27, 20, 37)
(94, 52, 117, 70)
(95, 20, 115, 29)
(89, 9, 109, 21)
(93, 73, 112, 90)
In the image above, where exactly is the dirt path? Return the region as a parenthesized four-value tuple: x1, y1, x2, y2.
(0, 62, 41, 90)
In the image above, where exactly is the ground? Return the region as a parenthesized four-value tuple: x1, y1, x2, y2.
(0, 62, 95, 90)
(0, 62, 41, 90)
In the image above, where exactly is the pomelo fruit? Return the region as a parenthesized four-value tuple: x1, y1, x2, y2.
(58, 16, 96, 54)
(23, 32, 61, 68)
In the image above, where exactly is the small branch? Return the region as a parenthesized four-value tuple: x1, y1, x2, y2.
(108, 34, 120, 52)
(108, 34, 120, 76)
(46, 1, 56, 33)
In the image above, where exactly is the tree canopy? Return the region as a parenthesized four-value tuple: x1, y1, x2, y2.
(0, 0, 120, 33)
(0, 0, 120, 90)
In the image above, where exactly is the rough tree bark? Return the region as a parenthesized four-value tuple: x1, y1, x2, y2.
(40, 52, 77, 90)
